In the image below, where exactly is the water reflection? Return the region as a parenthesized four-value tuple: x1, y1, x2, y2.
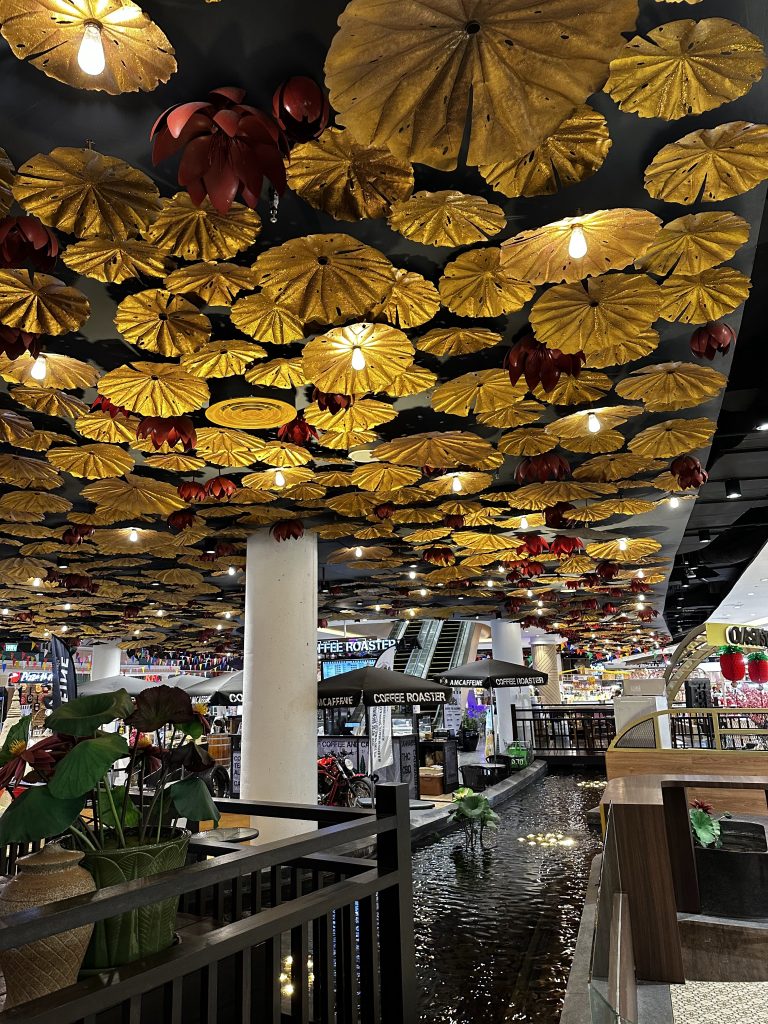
(413, 771, 604, 1023)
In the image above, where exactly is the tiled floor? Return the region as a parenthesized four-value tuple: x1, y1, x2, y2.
(670, 981, 768, 1023)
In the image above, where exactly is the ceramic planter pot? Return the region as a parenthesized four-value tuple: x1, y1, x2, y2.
(81, 827, 190, 970)
(696, 819, 768, 919)
(460, 730, 479, 753)
(0, 845, 96, 1008)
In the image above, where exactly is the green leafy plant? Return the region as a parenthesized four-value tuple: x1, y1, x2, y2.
(0, 685, 220, 850)
(460, 713, 479, 734)
(689, 799, 731, 849)
(448, 787, 499, 847)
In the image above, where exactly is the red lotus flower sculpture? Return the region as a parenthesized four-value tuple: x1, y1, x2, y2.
(522, 535, 549, 557)
(504, 333, 585, 392)
(670, 454, 708, 489)
(205, 476, 238, 501)
(178, 479, 207, 503)
(565, 579, 584, 590)
(61, 573, 98, 593)
(62, 524, 94, 545)
(595, 561, 620, 581)
(443, 513, 465, 529)
(137, 415, 197, 453)
(91, 395, 133, 419)
(151, 86, 287, 214)
(545, 502, 575, 529)
(271, 518, 305, 542)
(602, 602, 619, 614)
(273, 76, 330, 144)
(522, 614, 547, 629)
(215, 541, 236, 558)
(374, 502, 396, 520)
(277, 412, 317, 446)
(517, 560, 545, 578)
(0, 326, 41, 361)
(0, 216, 59, 272)
(312, 388, 354, 415)
(515, 453, 571, 485)
(580, 598, 599, 611)
(638, 607, 657, 622)
(504, 598, 522, 616)
(167, 510, 197, 532)
(423, 546, 455, 566)
(123, 607, 140, 620)
(690, 321, 735, 361)
(630, 579, 650, 594)
(550, 535, 583, 557)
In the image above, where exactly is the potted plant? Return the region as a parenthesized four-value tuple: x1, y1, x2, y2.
(690, 799, 768, 918)
(459, 712, 480, 753)
(448, 787, 499, 848)
(0, 685, 221, 976)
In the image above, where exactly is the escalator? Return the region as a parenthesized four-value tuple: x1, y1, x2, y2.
(426, 620, 462, 678)
(391, 620, 423, 673)
(388, 619, 477, 678)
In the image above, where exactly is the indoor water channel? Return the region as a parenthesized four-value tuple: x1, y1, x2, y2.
(413, 771, 604, 1024)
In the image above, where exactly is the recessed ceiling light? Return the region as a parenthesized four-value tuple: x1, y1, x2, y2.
(725, 479, 742, 499)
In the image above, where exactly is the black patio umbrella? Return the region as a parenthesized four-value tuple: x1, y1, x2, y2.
(317, 667, 452, 708)
(439, 659, 546, 688)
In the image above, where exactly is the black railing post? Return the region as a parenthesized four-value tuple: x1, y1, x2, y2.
(375, 783, 417, 1024)
(511, 704, 518, 741)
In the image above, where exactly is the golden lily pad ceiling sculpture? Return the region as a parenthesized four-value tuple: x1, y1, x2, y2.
(388, 190, 505, 247)
(635, 211, 750, 276)
(478, 105, 611, 198)
(325, 0, 637, 170)
(604, 19, 766, 120)
(0, 0, 176, 94)
(0, 0, 764, 654)
(644, 121, 768, 203)
(14, 147, 161, 238)
(286, 127, 414, 221)
(501, 209, 661, 285)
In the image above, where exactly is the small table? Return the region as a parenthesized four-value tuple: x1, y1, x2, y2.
(190, 826, 260, 844)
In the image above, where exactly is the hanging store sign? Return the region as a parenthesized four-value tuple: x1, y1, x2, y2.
(317, 638, 396, 658)
(706, 623, 768, 649)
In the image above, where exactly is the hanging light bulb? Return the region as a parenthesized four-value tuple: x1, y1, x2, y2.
(128, 527, 139, 543)
(224, 611, 231, 619)
(351, 344, 366, 371)
(526, 588, 534, 598)
(419, 588, 427, 597)
(486, 579, 494, 588)
(274, 469, 286, 488)
(520, 516, 529, 529)
(668, 496, 680, 509)
(1, 608, 8, 616)
(63, 602, 72, 611)
(354, 546, 363, 558)
(227, 565, 236, 576)
(30, 354, 47, 381)
(636, 568, 645, 579)
(61, 624, 68, 633)
(408, 608, 415, 617)
(408, 569, 416, 580)
(32, 577, 41, 587)
(451, 474, 463, 493)
(568, 224, 588, 259)
(587, 412, 601, 434)
(618, 537, 628, 551)
(77, 21, 106, 76)
(536, 608, 543, 616)
(374, 604, 381, 612)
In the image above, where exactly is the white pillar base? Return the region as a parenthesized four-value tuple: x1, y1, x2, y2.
(490, 621, 525, 751)
(240, 530, 318, 843)
(90, 644, 121, 681)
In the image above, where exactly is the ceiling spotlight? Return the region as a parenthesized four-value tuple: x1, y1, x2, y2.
(216, 624, 223, 631)
(374, 604, 381, 612)
(63, 602, 72, 611)
(536, 608, 543, 616)
(637, 594, 646, 603)
(227, 565, 236, 576)
(486, 579, 494, 588)
(351, 344, 366, 371)
(408, 608, 415, 617)
(568, 223, 588, 259)
(618, 537, 628, 551)
(757, 423, 768, 432)
(408, 569, 416, 580)
(150, 581, 160, 587)
(274, 469, 286, 488)
(77, 21, 106, 76)
(420, 588, 427, 597)
(61, 624, 68, 633)
(586, 412, 601, 434)
(134, 628, 140, 635)
(668, 496, 680, 509)
(725, 479, 742, 499)
(30, 354, 48, 381)
(156, 609, 164, 617)
(451, 474, 463, 493)
(537, 599, 544, 607)
(224, 611, 231, 619)
(699, 529, 712, 544)
(1, 608, 8, 616)
(128, 527, 139, 542)
(520, 516, 529, 529)
(354, 546, 363, 558)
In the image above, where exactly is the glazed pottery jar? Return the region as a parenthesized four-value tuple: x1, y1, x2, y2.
(0, 845, 96, 1008)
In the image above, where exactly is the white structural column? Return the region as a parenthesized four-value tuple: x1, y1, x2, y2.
(90, 644, 121, 680)
(531, 640, 562, 705)
(490, 620, 527, 750)
(240, 529, 318, 841)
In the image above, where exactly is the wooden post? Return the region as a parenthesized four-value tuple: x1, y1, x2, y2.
(376, 783, 417, 1024)
(662, 783, 701, 914)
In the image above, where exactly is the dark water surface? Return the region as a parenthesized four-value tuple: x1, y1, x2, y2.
(413, 771, 603, 1024)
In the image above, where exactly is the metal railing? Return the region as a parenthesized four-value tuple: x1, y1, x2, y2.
(512, 705, 616, 758)
(610, 707, 768, 751)
(0, 784, 416, 1024)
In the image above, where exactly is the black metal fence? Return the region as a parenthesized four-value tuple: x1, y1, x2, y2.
(0, 784, 416, 1024)
(512, 705, 616, 760)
